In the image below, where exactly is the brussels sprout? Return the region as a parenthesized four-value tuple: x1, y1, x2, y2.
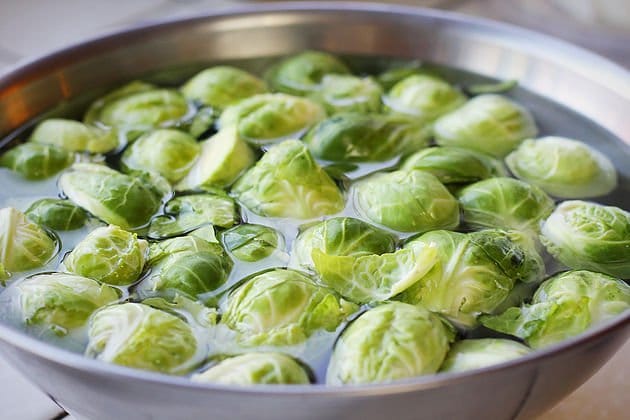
(457, 177, 555, 235)
(384, 75, 466, 122)
(0, 143, 73, 180)
(192, 352, 310, 385)
(353, 170, 459, 233)
(540, 201, 630, 278)
(221, 269, 357, 346)
(222, 224, 280, 262)
(434, 94, 538, 158)
(480, 270, 630, 348)
(15, 273, 119, 335)
(398, 229, 545, 327)
(64, 225, 148, 286)
(506, 137, 617, 198)
(86, 303, 199, 373)
(121, 129, 200, 183)
(29, 118, 119, 154)
(440, 339, 530, 373)
(232, 140, 345, 219)
(25, 198, 88, 231)
(218, 94, 325, 144)
(59, 163, 167, 230)
(0, 207, 57, 282)
(265, 51, 350, 95)
(326, 302, 454, 385)
(309, 74, 383, 114)
(376, 62, 424, 91)
(181, 66, 267, 109)
(303, 113, 430, 163)
(175, 126, 255, 190)
(401, 146, 506, 184)
(291, 217, 396, 269)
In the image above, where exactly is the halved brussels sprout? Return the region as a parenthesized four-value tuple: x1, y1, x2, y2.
(376, 62, 424, 91)
(175, 126, 255, 190)
(401, 146, 506, 184)
(326, 302, 454, 385)
(181, 66, 267, 109)
(384, 75, 466, 122)
(232, 140, 345, 219)
(303, 113, 430, 162)
(15, 272, 119, 335)
(506, 137, 617, 198)
(353, 170, 459, 233)
(59, 163, 168, 230)
(218, 93, 325, 144)
(29, 118, 119, 154)
(540, 201, 630, 278)
(86, 302, 199, 374)
(121, 129, 200, 183)
(192, 352, 310, 385)
(221, 269, 357, 346)
(309, 74, 383, 114)
(222, 224, 280, 262)
(0, 143, 73, 180)
(457, 177, 555, 235)
(434, 94, 538, 158)
(265, 51, 350, 95)
(480, 270, 630, 348)
(440, 339, 530, 373)
(25, 198, 88, 231)
(64, 225, 148, 286)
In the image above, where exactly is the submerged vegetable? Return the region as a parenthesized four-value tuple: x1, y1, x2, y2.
(440, 339, 530, 372)
(25, 198, 87, 231)
(222, 224, 280, 262)
(29, 118, 119, 154)
(310, 74, 383, 114)
(0, 143, 73, 179)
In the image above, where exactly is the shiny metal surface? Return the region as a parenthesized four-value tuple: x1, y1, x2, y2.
(0, 3, 628, 420)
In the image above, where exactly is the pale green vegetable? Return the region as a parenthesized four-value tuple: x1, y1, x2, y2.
(310, 74, 383, 114)
(506, 137, 617, 198)
(192, 353, 310, 385)
(540, 201, 630, 278)
(86, 303, 199, 374)
(326, 302, 454, 385)
(25, 199, 87, 231)
(222, 224, 280, 262)
(181, 66, 267, 109)
(353, 170, 459, 233)
(221, 269, 357, 346)
(480, 270, 630, 348)
(0, 143, 73, 180)
(434, 94, 538, 158)
(232, 140, 345, 219)
(29, 118, 119, 154)
(440, 339, 530, 372)
(376, 62, 424, 91)
(64, 225, 148, 286)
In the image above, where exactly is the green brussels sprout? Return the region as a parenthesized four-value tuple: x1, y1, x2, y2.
(181, 66, 267, 109)
(303, 113, 430, 163)
(540, 201, 630, 278)
(265, 51, 350, 95)
(309, 74, 383, 114)
(384, 75, 466, 122)
(457, 177, 555, 235)
(506, 137, 617, 198)
(353, 170, 459, 233)
(401, 146, 507, 184)
(399, 229, 545, 327)
(14, 273, 119, 335)
(175, 126, 255, 190)
(326, 302, 454, 385)
(0, 207, 57, 282)
(232, 140, 345, 219)
(25, 198, 88, 231)
(86, 303, 199, 373)
(0, 143, 73, 180)
(480, 270, 630, 348)
(440, 339, 530, 373)
(29, 118, 119, 154)
(222, 224, 280, 262)
(192, 352, 310, 385)
(218, 93, 325, 144)
(376, 62, 424, 91)
(291, 217, 396, 269)
(59, 163, 167, 230)
(121, 129, 200, 183)
(64, 225, 148, 286)
(434, 94, 538, 158)
(221, 269, 357, 346)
